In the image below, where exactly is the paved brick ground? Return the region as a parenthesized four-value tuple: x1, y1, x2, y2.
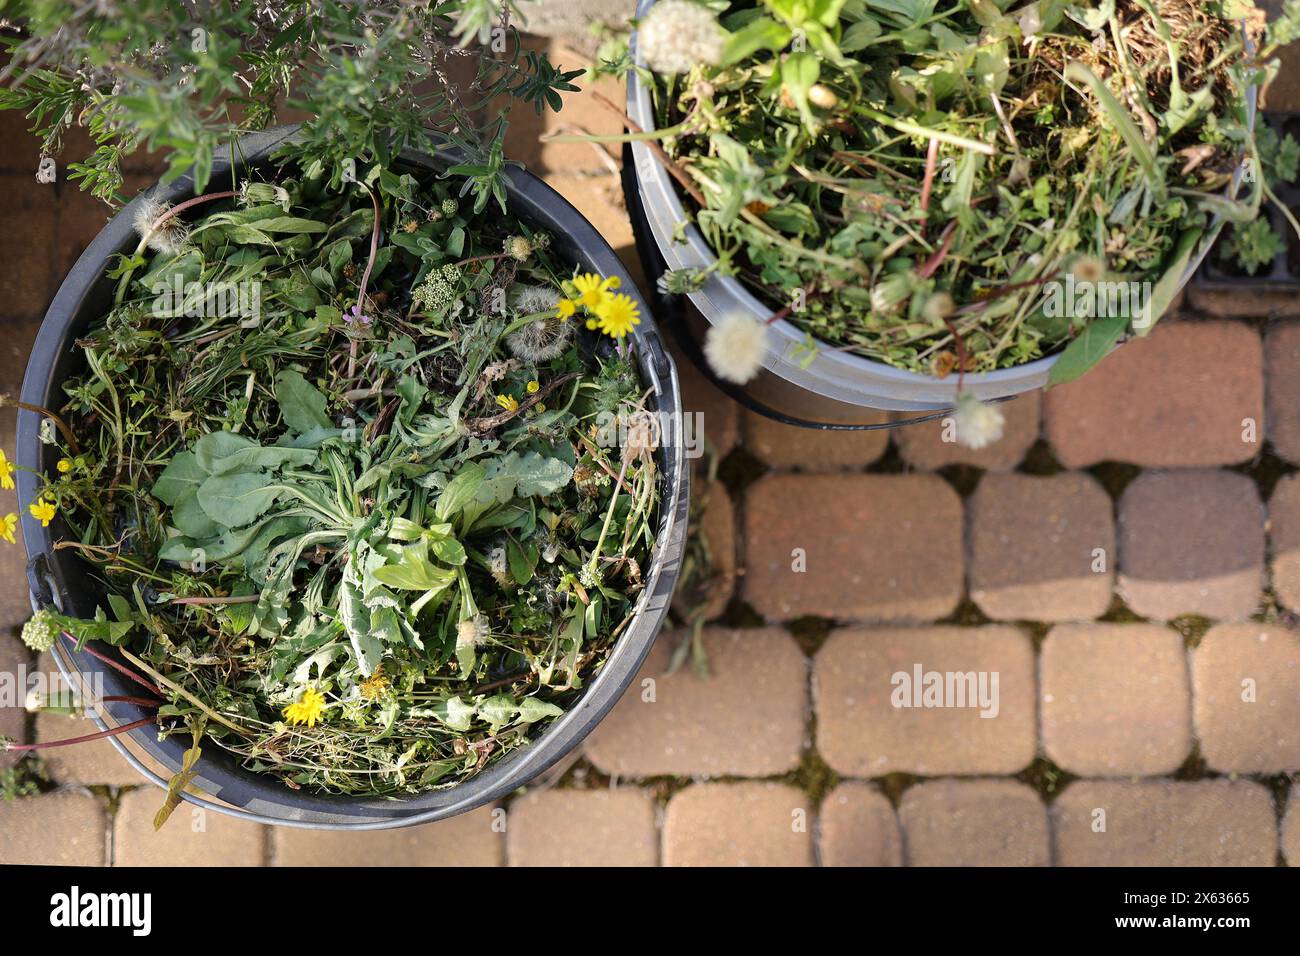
(1043, 321, 1263, 468)
(968, 472, 1114, 621)
(1052, 780, 1277, 867)
(893, 389, 1041, 471)
(744, 473, 963, 621)
(1116, 470, 1265, 620)
(1, 36, 1297, 869)
(1191, 623, 1300, 773)
(818, 782, 902, 867)
(662, 782, 814, 867)
(813, 626, 1036, 776)
(584, 627, 807, 777)
(1040, 624, 1191, 776)
(898, 779, 1050, 866)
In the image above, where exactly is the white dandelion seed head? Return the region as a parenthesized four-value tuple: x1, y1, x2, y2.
(24, 688, 44, 713)
(952, 391, 1005, 450)
(509, 283, 562, 316)
(703, 312, 769, 385)
(507, 315, 573, 363)
(638, 0, 726, 75)
(456, 614, 491, 648)
(132, 196, 188, 255)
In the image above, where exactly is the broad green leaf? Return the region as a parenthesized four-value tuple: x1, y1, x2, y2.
(478, 694, 516, 730)
(172, 489, 220, 539)
(434, 696, 474, 732)
(507, 537, 536, 586)
(721, 16, 792, 65)
(152, 451, 206, 505)
(371, 542, 457, 593)
(196, 471, 281, 527)
(193, 430, 257, 473)
(339, 568, 383, 677)
(435, 462, 486, 521)
(516, 697, 564, 724)
(275, 369, 334, 434)
(1046, 314, 1128, 387)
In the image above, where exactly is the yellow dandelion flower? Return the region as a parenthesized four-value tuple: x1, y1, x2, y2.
(526, 380, 540, 394)
(284, 686, 327, 727)
(594, 292, 642, 339)
(572, 273, 619, 311)
(0, 449, 15, 490)
(28, 498, 56, 528)
(0, 513, 17, 545)
(57, 458, 72, 474)
(556, 298, 576, 320)
(495, 394, 520, 413)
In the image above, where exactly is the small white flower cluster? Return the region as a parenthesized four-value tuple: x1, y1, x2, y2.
(638, 0, 726, 75)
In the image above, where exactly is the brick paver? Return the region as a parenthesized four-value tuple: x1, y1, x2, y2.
(584, 627, 807, 777)
(1268, 473, 1300, 610)
(0, 792, 107, 866)
(1265, 321, 1300, 466)
(892, 389, 1040, 471)
(1116, 470, 1264, 620)
(1191, 623, 1300, 773)
(1040, 624, 1191, 776)
(743, 409, 889, 470)
(968, 472, 1114, 621)
(744, 474, 963, 622)
(274, 805, 503, 866)
(1283, 790, 1299, 867)
(672, 480, 735, 622)
(1052, 780, 1276, 866)
(817, 782, 902, 867)
(113, 787, 265, 866)
(662, 782, 814, 867)
(813, 626, 1036, 776)
(898, 779, 1049, 866)
(1044, 321, 1263, 468)
(507, 788, 657, 866)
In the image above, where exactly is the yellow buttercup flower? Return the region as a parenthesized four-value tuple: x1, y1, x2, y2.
(495, 394, 520, 413)
(284, 686, 327, 727)
(0, 513, 17, 545)
(526, 380, 540, 394)
(0, 449, 15, 490)
(594, 292, 642, 339)
(556, 298, 576, 320)
(572, 273, 619, 311)
(57, 458, 72, 474)
(29, 498, 56, 527)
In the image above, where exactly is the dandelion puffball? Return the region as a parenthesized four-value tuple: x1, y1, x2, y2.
(132, 196, 189, 255)
(637, 0, 726, 75)
(951, 391, 1005, 450)
(703, 313, 769, 385)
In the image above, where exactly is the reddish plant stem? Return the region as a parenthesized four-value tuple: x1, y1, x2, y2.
(62, 632, 165, 697)
(103, 694, 163, 707)
(919, 136, 939, 218)
(6, 716, 157, 752)
(149, 190, 237, 233)
(918, 222, 958, 279)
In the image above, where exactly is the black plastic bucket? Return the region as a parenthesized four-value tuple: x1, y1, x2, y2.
(17, 126, 689, 829)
